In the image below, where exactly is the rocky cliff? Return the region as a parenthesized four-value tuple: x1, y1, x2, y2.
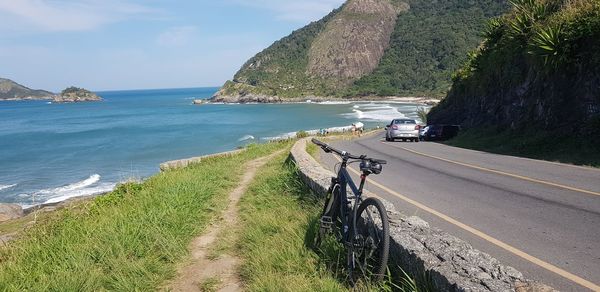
(54, 87, 102, 103)
(0, 78, 55, 101)
(428, 0, 600, 139)
(212, 0, 508, 102)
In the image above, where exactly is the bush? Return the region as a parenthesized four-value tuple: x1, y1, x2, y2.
(296, 131, 309, 139)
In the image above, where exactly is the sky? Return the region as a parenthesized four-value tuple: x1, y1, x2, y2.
(0, 0, 345, 91)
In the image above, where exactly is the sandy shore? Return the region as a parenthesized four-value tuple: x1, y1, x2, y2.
(203, 95, 440, 106)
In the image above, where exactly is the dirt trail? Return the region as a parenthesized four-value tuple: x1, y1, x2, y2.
(166, 151, 282, 292)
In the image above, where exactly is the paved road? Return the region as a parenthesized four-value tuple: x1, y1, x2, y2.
(318, 132, 600, 291)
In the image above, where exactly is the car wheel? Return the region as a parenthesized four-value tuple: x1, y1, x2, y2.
(415, 138, 420, 143)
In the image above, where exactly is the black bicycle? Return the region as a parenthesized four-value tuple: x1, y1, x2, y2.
(312, 139, 390, 284)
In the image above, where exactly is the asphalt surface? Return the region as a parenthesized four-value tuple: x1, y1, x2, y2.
(317, 132, 600, 291)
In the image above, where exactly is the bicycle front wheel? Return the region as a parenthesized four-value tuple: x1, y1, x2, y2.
(350, 197, 390, 282)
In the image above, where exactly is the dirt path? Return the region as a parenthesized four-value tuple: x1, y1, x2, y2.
(166, 151, 282, 292)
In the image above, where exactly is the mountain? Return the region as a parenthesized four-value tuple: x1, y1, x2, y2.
(0, 78, 55, 101)
(428, 0, 600, 139)
(212, 0, 508, 103)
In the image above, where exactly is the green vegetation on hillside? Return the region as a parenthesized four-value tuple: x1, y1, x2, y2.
(217, 0, 508, 99)
(60, 86, 91, 95)
(218, 8, 342, 98)
(0, 142, 289, 291)
(429, 0, 600, 131)
(348, 0, 508, 97)
(446, 127, 600, 167)
(0, 78, 54, 100)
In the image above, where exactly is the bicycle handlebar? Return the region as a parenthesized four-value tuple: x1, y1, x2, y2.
(311, 139, 387, 164)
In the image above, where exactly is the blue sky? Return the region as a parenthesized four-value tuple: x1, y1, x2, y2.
(0, 0, 344, 91)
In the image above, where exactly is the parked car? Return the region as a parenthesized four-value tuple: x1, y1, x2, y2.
(385, 119, 420, 142)
(421, 124, 461, 141)
(419, 125, 429, 140)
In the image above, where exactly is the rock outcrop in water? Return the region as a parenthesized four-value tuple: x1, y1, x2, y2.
(212, 0, 508, 103)
(0, 78, 55, 101)
(53, 87, 102, 103)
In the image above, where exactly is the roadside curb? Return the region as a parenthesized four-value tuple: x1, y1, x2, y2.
(290, 138, 555, 291)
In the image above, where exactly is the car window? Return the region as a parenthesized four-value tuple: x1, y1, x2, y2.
(393, 119, 416, 125)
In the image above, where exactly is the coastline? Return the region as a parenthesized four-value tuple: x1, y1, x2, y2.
(0, 122, 373, 217)
(0, 96, 54, 101)
(207, 94, 440, 106)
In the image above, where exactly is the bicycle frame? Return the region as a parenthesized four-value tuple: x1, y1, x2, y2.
(336, 158, 368, 244)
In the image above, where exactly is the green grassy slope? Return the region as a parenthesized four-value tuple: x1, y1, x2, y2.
(0, 142, 289, 291)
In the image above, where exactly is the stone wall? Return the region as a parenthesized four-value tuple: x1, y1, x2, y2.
(289, 138, 553, 291)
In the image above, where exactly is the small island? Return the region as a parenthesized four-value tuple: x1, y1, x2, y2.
(53, 87, 102, 103)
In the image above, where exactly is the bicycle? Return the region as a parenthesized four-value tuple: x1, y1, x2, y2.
(312, 138, 390, 285)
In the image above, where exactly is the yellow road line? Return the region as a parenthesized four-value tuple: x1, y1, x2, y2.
(383, 142, 600, 197)
(332, 155, 600, 291)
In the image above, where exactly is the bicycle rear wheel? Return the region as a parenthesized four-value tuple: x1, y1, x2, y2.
(349, 197, 390, 282)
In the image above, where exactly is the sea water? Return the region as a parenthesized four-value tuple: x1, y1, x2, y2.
(0, 87, 426, 206)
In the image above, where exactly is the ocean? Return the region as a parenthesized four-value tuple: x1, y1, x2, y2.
(0, 87, 426, 206)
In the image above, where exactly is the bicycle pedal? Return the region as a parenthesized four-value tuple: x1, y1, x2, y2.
(320, 216, 333, 228)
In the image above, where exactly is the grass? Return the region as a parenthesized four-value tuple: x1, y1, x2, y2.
(234, 150, 421, 291)
(235, 153, 344, 291)
(0, 141, 291, 291)
(446, 127, 600, 168)
(306, 142, 320, 161)
(198, 277, 221, 292)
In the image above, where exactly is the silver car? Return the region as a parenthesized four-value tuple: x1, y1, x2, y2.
(385, 119, 420, 142)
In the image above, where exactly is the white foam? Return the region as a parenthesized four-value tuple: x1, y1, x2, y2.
(42, 182, 116, 205)
(343, 105, 406, 122)
(238, 135, 255, 142)
(19, 174, 113, 206)
(0, 184, 17, 192)
(317, 101, 352, 105)
(37, 174, 101, 195)
(357, 103, 392, 109)
(262, 125, 354, 141)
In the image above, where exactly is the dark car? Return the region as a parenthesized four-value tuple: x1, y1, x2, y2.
(422, 125, 461, 141)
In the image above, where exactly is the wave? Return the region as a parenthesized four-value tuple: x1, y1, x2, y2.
(37, 174, 101, 195)
(343, 105, 406, 122)
(42, 182, 116, 205)
(0, 184, 17, 192)
(262, 125, 354, 141)
(317, 101, 352, 105)
(15, 174, 115, 206)
(238, 135, 255, 142)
